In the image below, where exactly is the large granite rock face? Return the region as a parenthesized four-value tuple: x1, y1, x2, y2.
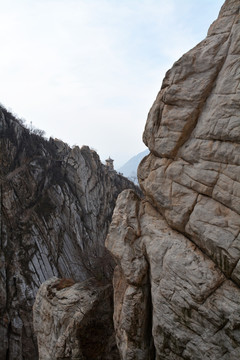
(106, 0, 240, 359)
(0, 109, 138, 360)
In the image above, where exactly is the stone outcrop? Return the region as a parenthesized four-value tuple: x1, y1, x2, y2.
(33, 277, 120, 360)
(106, 0, 240, 358)
(0, 108, 139, 360)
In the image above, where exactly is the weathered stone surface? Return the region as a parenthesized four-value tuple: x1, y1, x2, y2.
(0, 108, 139, 359)
(106, 0, 240, 358)
(107, 190, 240, 359)
(33, 277, 120, 360)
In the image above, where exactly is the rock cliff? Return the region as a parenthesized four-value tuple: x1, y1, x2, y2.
(106, 0, 240, 359)
(0, 108, 138, 360)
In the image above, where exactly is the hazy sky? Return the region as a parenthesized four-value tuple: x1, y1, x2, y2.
(0, 0, 223, 168)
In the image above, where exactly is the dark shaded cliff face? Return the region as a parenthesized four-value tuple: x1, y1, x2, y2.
(0, 107, 139, 360)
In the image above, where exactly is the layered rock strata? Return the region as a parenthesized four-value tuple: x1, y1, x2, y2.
(106, 0, 240, 358)
(0, 109, 138, 360)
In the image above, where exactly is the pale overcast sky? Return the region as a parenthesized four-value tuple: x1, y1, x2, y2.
(0, 0, 223, 168)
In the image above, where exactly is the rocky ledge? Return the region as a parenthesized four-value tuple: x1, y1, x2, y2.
(33, 277, 120, 360)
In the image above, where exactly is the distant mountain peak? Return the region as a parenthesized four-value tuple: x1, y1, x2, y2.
(117, 149, 149, 183)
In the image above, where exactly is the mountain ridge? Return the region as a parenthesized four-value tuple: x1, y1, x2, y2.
(117, 149, 149, 183)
